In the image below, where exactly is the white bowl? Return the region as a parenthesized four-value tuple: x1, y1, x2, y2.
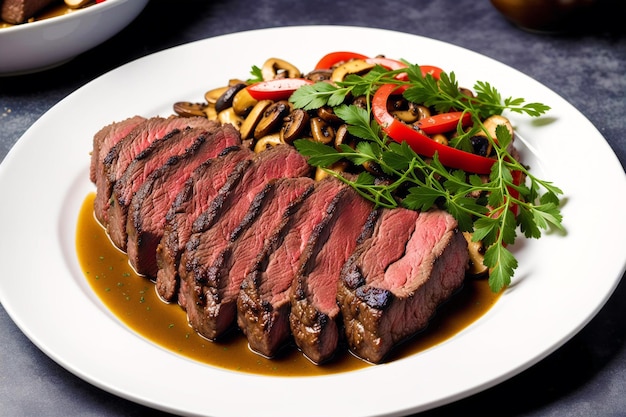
(0, 0, 149, 76)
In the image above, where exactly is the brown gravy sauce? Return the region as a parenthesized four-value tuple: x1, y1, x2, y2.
(76, 192, 500, 376)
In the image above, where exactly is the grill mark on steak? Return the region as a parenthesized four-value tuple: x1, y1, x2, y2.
(125, 124, 241, 277)
(108, 126, 224, 251)
(94, 116, 218, 226)
(337, 208, 469, 363)
(289, 187, 374, 364)
(178, 145, 312, 340)
(237, 177, 347, 358)
(155, 146, 254, 303)
(90, 116, 145, 184)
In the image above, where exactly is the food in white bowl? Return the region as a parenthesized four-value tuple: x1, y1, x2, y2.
(0, 0, 149, 75)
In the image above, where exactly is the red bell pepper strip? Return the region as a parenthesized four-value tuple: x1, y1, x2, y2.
(314, 51, 369, 70)
(416, 111, 472, 134)
(246, 78, 313, 101)
(372, 83, 495, 174)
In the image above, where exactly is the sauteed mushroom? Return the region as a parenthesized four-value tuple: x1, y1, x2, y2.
(280, 109, 310, 144)
(463, 232, 489, 277)
(232, 88, 258, 116)
(254, 133, 282, 153)
(261, 58, 301, 80)
(239, 100, 273, 140)
(215, 83, 247, 113)
(310, 117, 335, 144)
(173, 101, 208, 118)
(331, 59, 375, 82)
(254, 100, 291, 138)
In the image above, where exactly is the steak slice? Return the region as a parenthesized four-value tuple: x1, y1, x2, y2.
(179, 145, 312, 340)
(155, 146, 254, 303)
(337, 208, 469, 364)
(125, 124, 241, 277)
(1, 0, 56, 23)
(289, 187, 374, 364)
(237, 177, 346, 358)
(108, 126, 227, 251)
(94, 116, 217, 226)
(90, 116, 145, 184)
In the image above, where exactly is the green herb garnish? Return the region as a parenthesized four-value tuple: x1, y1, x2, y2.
(291, 63, 563, 292)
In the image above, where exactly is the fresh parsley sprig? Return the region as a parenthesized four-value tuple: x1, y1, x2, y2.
(291, 64, 563, 292)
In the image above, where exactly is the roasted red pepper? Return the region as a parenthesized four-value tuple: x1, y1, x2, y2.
(246, 78, 313, 101)
(416, 111, 472, 134)
(314, 51, 369, 70)
(372, 83, 495, 174)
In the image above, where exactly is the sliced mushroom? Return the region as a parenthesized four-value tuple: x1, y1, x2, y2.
(334, 124, 355, 151)
(254, 133, 282, 153)
(173, 101, 208, 118)
(217, 108, 244, 130)
(314, 161, 349, 181)
(432, 133, 449, 146)
(280, 109, 310, 144)
(204, 86, 229, 105)
(232, 88, 258, 116)
(310, 117, 335, 144)
(317, 106, 342, 124)
(305, 69, 333, 82)
(204, 105, 218, 121)
(254, 100, 291, 139)
(261, 58, 301, 80)
(64, 0, 90, 8)
(239, 100, 273, 140)
(331, 59, 375, 82)
(215, 83, 247, 113)
(463, 232, 489, 277)
(482, 115, 514, 143)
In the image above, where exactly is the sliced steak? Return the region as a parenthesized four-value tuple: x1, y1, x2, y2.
(94, 116, 217, 226)
(179, 145, 312, 340)
(289, 187, 374, 364)
(337, 208, 469, 364)
(2, 0, 56, 24)
(155, 146, 253, 303)
(90, 116, 145, 184)
(237, 177, 347, 358)
(125, 124, 241, 277)
(108, 126, 223, 250)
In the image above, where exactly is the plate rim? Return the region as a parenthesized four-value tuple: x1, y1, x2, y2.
(1, 25, 625, 417)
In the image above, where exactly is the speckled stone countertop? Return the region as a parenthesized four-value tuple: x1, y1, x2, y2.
(1, 1, 625, 416)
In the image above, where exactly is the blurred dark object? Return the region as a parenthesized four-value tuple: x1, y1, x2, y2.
(490, 0, 625, 34)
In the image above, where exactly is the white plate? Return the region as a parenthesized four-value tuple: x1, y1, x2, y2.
(1, 26, 625, 417)
(0, 0, 148, 75)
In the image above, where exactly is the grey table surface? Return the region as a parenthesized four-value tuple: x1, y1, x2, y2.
(1, 1, 625, 416)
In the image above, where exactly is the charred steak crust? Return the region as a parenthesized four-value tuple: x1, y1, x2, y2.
(155, 146, 253, 303)
(90, 116, 146, 184)
(108, 127, 220, 251)
(289, 186, 374, 364)
(178, 145, 312, 340)
(337, 208, 469, 364)
(237, 177, 346, 358)
(94, 116, 217, 226)
(125, 124, 241, 277)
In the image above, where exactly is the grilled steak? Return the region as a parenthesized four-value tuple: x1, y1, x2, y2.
(289, 186, 374, 364)
(337, 208, 469, 364)
(1, 0, 56, 23)
(155, 146, 253, 303)
(237, 177, 347, 358)
(90, 116, 145, 184)
(125, 124, 241, 277)
(179, 145, 312, 340)
(108, 126, 224, 251)
(94, 116, 217, 226)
